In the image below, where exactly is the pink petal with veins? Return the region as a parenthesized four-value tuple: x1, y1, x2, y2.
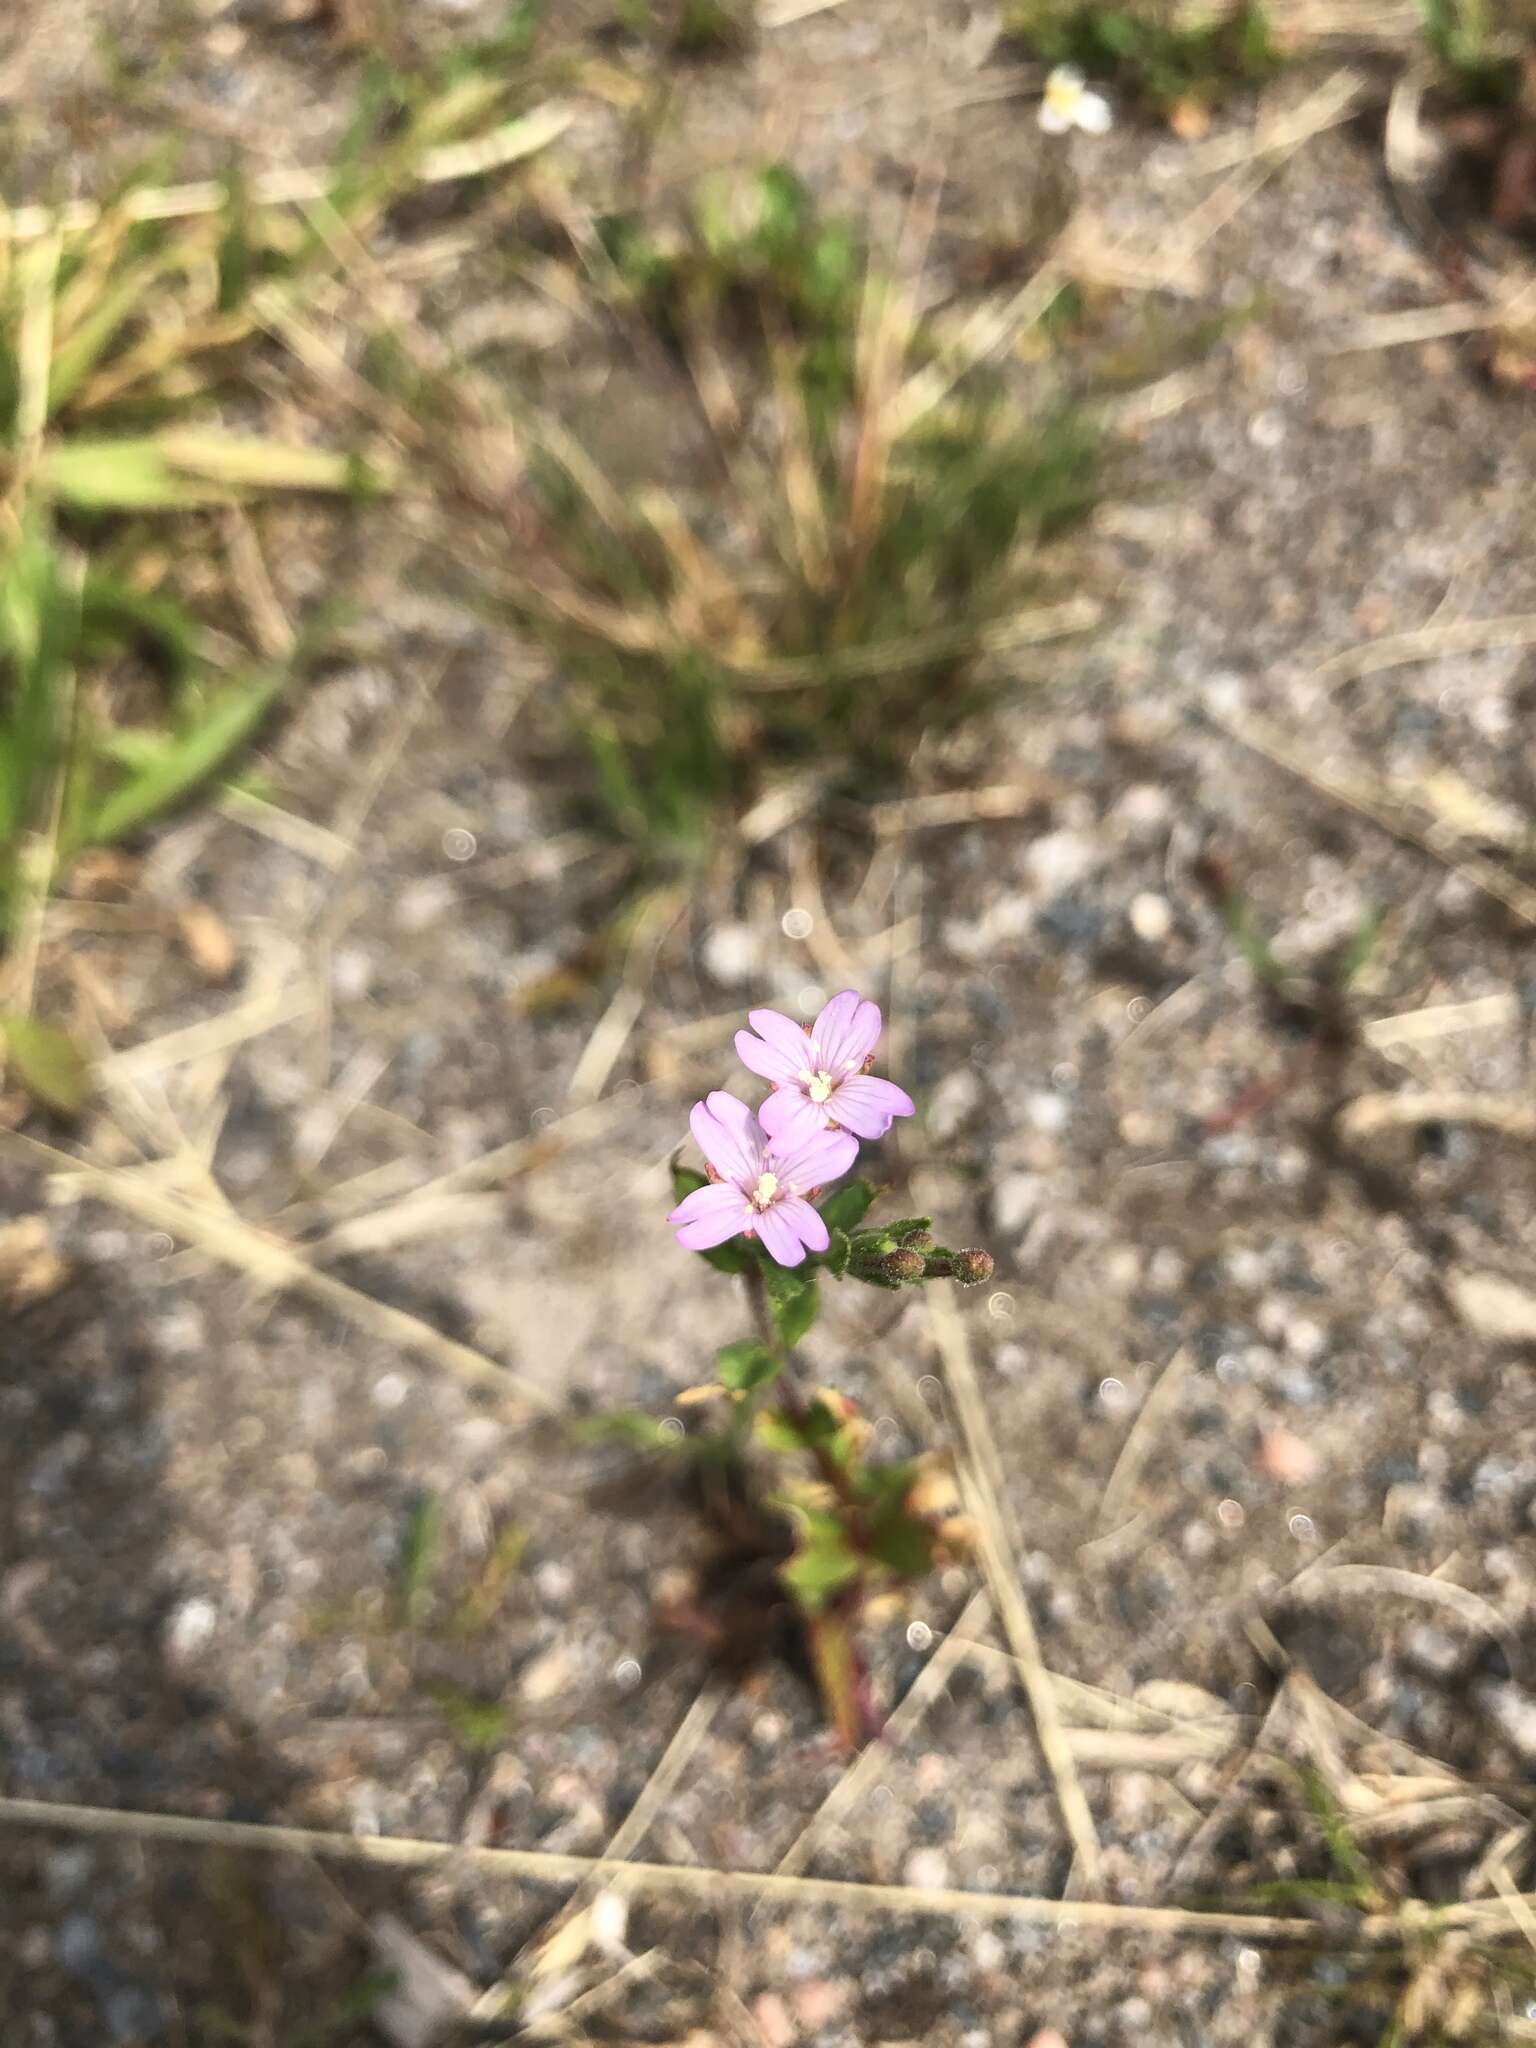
(813, 990, 883, 1073)
(669, 1182, 752, 1249)
(827, 1074, 915, 1139)
(755, 1200, 809, 1266)
(689, 1091, 764, 1185)
(770, 1121, 859, 1189)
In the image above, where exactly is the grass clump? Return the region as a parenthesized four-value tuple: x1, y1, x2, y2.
(609, 0, 754, 58)
(1005, 0, 1285, 117)
(1417, 0, 1536, 105)
(474, 167, 1098, 871)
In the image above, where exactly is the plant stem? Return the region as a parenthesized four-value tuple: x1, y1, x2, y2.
(742, 1260, 862, 1516)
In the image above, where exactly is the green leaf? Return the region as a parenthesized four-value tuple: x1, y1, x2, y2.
(84, 665, 289, 844)
(429, 1683, 509, 1757)
(875, 1216, 931, 1243)
(569, 1411, 688, 1453)
(780, 1509, 860, 1615)
(761, 1263, 818, 1346)
(716, 1339, 780, 1395)
(865, 1499, 934, 1579)
(0, 1014, 90, 1115)
(396, 1493, 442, 1626)
(817, 1179, 876, 1232)
(824, 1226, 851, 1279)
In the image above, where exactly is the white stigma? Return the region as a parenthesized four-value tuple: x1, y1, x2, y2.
(807, 1071, 834, 1103)
(750, 1171, 780, 1210)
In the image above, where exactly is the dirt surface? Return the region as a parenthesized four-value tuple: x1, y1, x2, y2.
(5, 4, 1536, 2044)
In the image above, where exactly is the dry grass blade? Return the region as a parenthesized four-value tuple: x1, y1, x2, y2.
(1362, 993, 1520, 1051)
(1317, 614, 1536, 686)
(1096, 1344, 1194, 1533)
(477, 1686, 724, 2023)
(2, 1131, 554, 1411)
(1208, 704, 1536, 930)
(775, 1587, 992, 1878)
(1, 108, 577, 246)
(0, 1793, 1322, 1939)
(1287, 1563, 1513, 1651)
(1340, 1090, 1536, 1142)
(929, 1289, 1103, 1895)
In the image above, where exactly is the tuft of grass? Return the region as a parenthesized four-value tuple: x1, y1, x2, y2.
(1005, 0, 1286, 118)
(1416, 0, 1534, 104)
(461, 167, 1099, 873)
(608, 0, 753, 58)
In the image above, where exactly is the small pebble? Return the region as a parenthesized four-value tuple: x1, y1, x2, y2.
(1257, 1428, 1318, 1485)
(1129, 891, 1173, 943)
(701, 922, 759, 987)
(164, 1596, 218, 1665)
(904, 1848, 950, 1889)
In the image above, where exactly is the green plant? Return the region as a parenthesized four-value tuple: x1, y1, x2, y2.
(1230, 1771, 1536, 2044)
(1417, 0, 1534, 103)
(474, 166, 1097, 870)
(633, 992, 995, 1746)
(1006, 0, 1284, 116)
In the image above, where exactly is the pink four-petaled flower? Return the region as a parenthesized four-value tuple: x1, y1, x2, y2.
(735, 990, 914, 1142)
(668, 1091, 859, 1268)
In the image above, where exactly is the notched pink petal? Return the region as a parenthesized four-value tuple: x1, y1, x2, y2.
(828, 1074, 915, 1139)
(746, 1007, 815, 1068)
(690, 1091, 763, 1183)
(778, 1195, 829, 1256)
(814, 990, 882, 1072)
(753, 1200, 807, 1267)
(669, 1182, 751, 1249)
(734, 1027, 801, 1085)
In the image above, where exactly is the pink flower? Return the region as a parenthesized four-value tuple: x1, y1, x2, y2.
(669, 1091, 859, 1268)
(735, 991, 915, 1142)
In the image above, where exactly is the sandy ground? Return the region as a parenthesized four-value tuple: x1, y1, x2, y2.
(4, 3, 1536, 2043)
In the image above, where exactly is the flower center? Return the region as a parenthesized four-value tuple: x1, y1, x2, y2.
(806, 1070, 835, 1104)
(750, 1171, 780, 1210)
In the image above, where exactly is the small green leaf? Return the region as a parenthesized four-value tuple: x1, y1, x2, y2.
(865, 1500, 934, 1579)
(716, 1339, 780, 1394)
(824, 1226, 851, 1279)
(876, 1216, 931, 1243)
(570, 1411, 688, 1453)
(817, 1179, 876, 1232)
(85, 667, 289, 844)
(780, 1511, 860, 1615)
(1, 1014, 90, 1115)
(396, 1492, 442, 1627)
(430, 1683, 509, 1757)
(764, 1268, 818, 1347)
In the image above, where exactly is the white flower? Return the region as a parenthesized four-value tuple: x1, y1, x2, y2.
(1039, 63, 1114, 136)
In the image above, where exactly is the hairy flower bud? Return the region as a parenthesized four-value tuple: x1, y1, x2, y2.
(953, 1247, 994, 1286)
(881, 1247, 925, 1285)
(899, 1227, 934, 1251)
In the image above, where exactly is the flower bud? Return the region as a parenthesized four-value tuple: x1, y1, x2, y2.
(953, 1247, 994, 1286)
(881, 1247, 925, 1285)
(900, 1227, 934, 1251)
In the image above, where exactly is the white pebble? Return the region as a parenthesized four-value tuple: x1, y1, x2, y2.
(1129, 891, 1173, 943)
(701, 922, 759, 987)
(164, 1596, 218, 1664)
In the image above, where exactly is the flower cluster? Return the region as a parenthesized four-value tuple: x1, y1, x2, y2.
(669, 990, 914, 1268)
(1038, 63, 1113, 135)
